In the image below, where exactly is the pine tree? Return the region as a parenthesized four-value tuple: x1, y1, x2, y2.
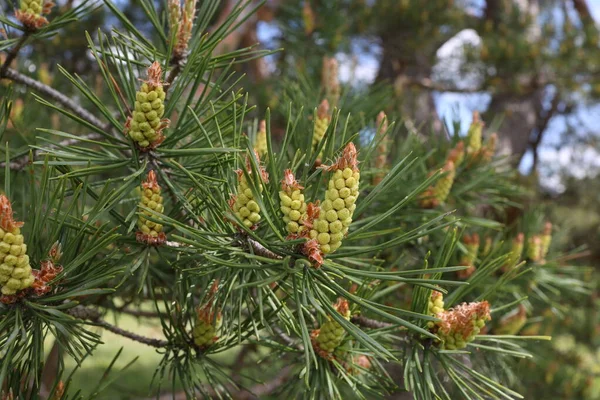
(0, 1, 594, 399)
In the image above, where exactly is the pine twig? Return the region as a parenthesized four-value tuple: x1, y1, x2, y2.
(0, 33, 30, 77)
(154, 365, 294, 400)
(235, 365, 294, 400)
(96, 319, 169, 348)
(273, 325, 304, 351)
(351, 315, 394, 329)
(231, 343, 257, 381)
(165, 59, 184, 89)
(246, 237, 283, 260)
(68, 305, 169, 348)
(1, 67, 106, 128)
(105, 305, 169, 319)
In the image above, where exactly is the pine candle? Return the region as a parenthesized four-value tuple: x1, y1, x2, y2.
(314, 298, 351, 356)
(126, 62, 169, 150)
(306, 142, 360, 264)
(434, 301, 491, 350)
(136, 171, 166, 246)
(0, 196, 34, 296)
(279, 170, 307, 235)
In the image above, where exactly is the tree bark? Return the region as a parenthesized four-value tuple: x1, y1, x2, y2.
(484, 91, 542, 160)
(376, 33, 442, 133)
(481, 0, 542, 162)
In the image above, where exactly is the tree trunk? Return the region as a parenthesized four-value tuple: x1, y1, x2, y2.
(484, 91, 542, 160)
(481, 0, 541, 163)
(376, 34, 442, 133)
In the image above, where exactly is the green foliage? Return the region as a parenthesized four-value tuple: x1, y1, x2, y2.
(0, 1, 596, 399)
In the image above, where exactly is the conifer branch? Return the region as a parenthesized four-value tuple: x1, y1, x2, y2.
(235, 365, 295, 400)
(246, 237, 283, 260)
(154, 365, 294, 400)
(96, 319, 169, 348)
(166, 61, 184, 88)
(351, 315, 394, 329)
(107, 305, 169, 319)
(68, 305, 169, 348)
(411, 77, 484, 93)
(0, 33, 30, 77)
(273, 325, 304, 351)
(1, 67, 106, 128)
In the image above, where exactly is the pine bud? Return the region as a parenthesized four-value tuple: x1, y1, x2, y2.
(504, 233, 524, 272)
(458, 233, 479, 279)
(481, 132, 497, 162)
(302, 1, 315, 35)
(418, 186, 438, 209)
(427, 290, 444, 327)
(494, 305, 527, 335)
(321, 57, 340, 107)
(447, 141, 465, 168)
(52, 381, 65, 400)
(254, 119, 268, 158)
(347, 355, 371, 376)
(527, 235, 543, 262)
(16, 0, 52, 30)
(31, 244, 63, 297)
(136, 171, 166, 246)
(312, 99, 330, 156)
(540, 222, 552, 261)
(1, 390, 14, 400)
(48, 240, 63, 263)
(433, 161, 455, 204)
(372, 111, 389, 185)
(307, 143, 359, 258)
(279, 170, 307, 235)
(230, 152, 269, 229)
(193, 281, 222, 348)
(434, 301, 491, 350)
(172, 0, 198, 60)
(313, 298, 351, 357)
(466, 111, 484, 156)
(0, 195, 34, 296)
(125, 62, 169, 151)
(168, 0, 182, 36)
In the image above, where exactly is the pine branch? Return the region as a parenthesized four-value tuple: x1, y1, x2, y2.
(273, 325, 304, 351)
(530, 91, 561, 170)
(235, 365, 294, 400)
(39, 340, 60, 398)
(0, 33, 30, 77)
(411, 77, 484, 94)
(350, 315, 394, 329)
(231, 343, 257, 380)
(96, 319, 169, 348)
(166, 59, 184, 88)
(1, 67, 107, 129)
(106, 305, 169, 319)
(246, 237, 283, 260)
(67, 305, 169, 348)
(155, 365, 295, 400)
(572, 0, 597, 24)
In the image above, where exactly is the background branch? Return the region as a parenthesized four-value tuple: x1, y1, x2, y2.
(0, 34, 30, 77)
(68, 306, 169, 348)
(1, 67, 106, 128)
(351, 315, 394, 329)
